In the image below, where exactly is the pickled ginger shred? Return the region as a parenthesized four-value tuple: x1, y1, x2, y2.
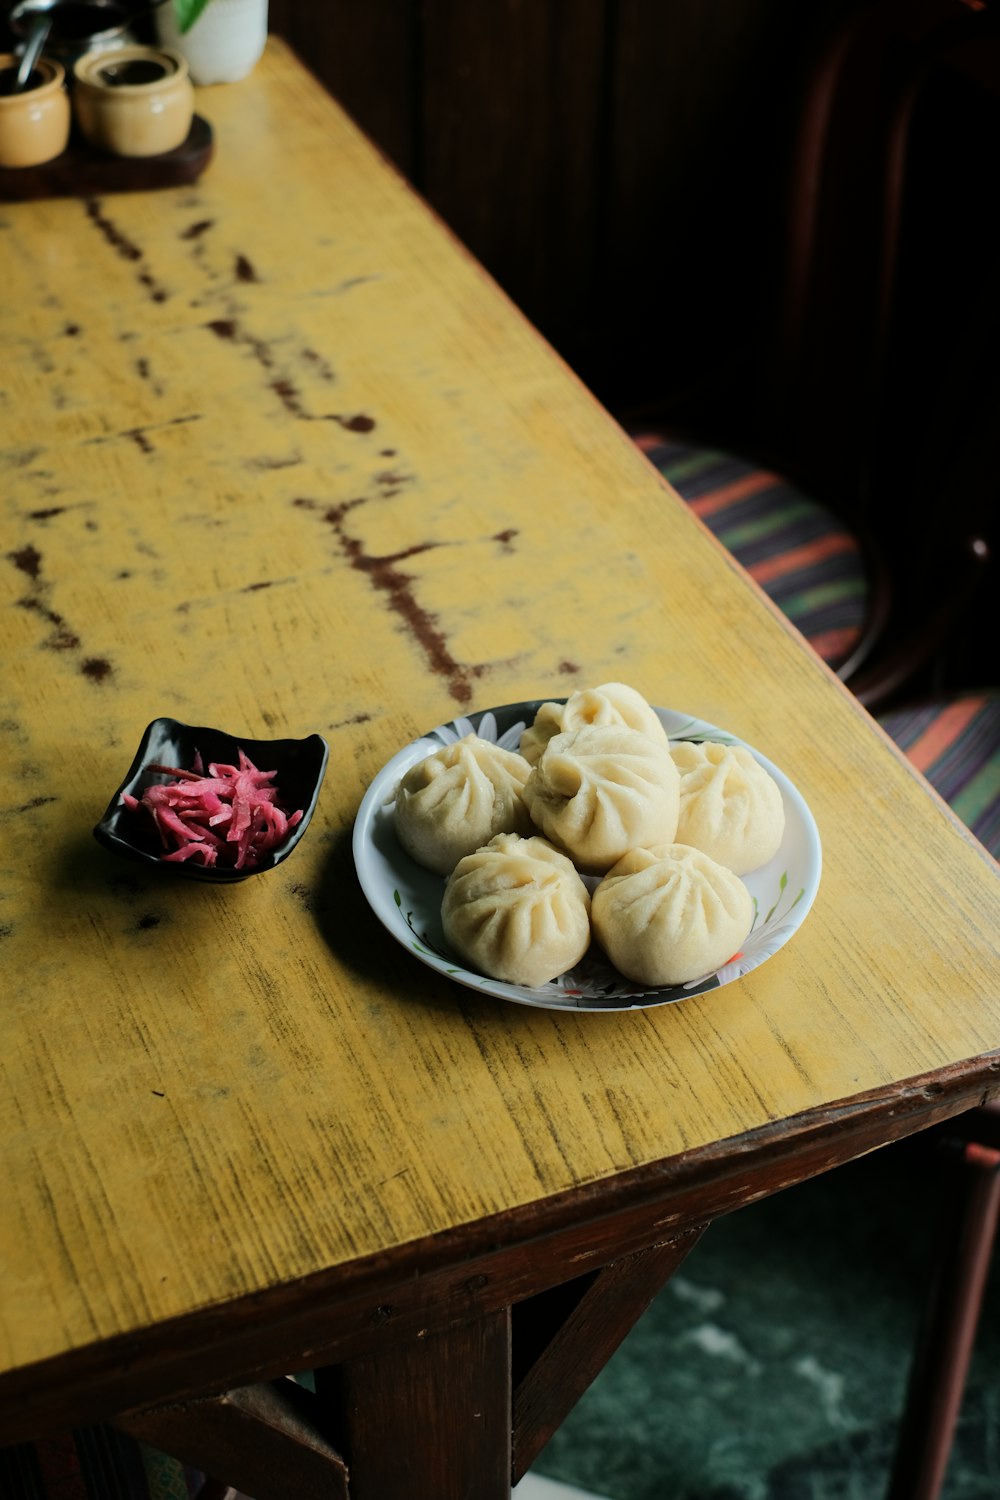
(123, 749, 303, 869)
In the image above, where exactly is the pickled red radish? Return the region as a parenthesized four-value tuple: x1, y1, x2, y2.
(123, 749, 303, 869)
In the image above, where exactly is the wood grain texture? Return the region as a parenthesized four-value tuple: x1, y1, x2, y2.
(336, 1312, 511, 1498)
(1, 36, 999, 1444)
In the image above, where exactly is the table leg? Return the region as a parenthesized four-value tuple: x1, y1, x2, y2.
(115, 1228, 704, 1499)
(333, 1308, 512, 1500)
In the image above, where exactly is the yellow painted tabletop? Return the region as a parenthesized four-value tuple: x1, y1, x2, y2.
(1, 38, 998, 1414)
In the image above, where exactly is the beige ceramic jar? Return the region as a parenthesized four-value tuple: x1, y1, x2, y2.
(0, 54, 71, 169)
(73, 45, 193, 157)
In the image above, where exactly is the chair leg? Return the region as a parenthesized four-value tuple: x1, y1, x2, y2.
(885, 1140, 1000, 1500)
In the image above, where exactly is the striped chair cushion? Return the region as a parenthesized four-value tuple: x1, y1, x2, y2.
(0, 1427, 208, 1500)
(879, 691, 1000, 860)
(632, 433, 871, 671)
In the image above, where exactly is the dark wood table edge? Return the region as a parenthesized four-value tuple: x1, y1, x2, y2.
(3, 1053, 998, 1446)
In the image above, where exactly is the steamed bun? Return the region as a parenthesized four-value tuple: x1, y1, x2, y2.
(671, 740, 785, 874)
(523, 725, 680, 875)
(394, 734, 531, 875)
(519, 701, 565, 768)
(442, 833, 592, 986)
(592, 843, 754, 986)
(520, 682, 668, 765)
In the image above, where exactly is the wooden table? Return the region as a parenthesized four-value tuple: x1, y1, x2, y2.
(2, 37, 999, 1500)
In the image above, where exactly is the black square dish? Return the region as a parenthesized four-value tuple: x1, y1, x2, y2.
(93, 717, 329, 883)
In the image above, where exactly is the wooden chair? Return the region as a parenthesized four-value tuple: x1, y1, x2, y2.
(877, 690, 1000, 861)
(629, 431, 887, 684)
(627, 0, 997, 712)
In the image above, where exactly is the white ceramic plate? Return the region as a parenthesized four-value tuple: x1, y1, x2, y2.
(352, 701, 822, 1012)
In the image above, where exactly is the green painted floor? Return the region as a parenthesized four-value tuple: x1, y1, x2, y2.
(531, 1129, 1000, 1500)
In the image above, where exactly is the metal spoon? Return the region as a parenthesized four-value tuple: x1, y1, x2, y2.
(15, 11, 53, 91)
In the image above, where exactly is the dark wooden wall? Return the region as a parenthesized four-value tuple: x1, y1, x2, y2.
(267, 0, 841, 428)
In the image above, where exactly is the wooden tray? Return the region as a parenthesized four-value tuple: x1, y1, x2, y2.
(0, 114, 213, 201)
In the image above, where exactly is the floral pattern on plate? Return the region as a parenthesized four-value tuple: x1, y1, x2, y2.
(353, 701, 822, 1013)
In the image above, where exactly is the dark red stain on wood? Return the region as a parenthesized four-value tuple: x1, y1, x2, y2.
(324, 513, 477, 704)
(7, 545, 42, 580)
(380, 449, 397, 458)
(493, 529, 519, 551)
(206, 318, 238, 341)
(28, 507, 66, 520)
(63, 323, 81, 337)
(324, 498, 367, 525)
(85, 199, 140, 260)
(140, 273, 167, 304)
(17, 597, 80, 650)
(204, 320, 339, 416)
(330, 711, 373, 728)
(83, 414, 201, 455)
(242, 580, 273, 592)
(7, 545, 116, 666)
(558, 660, 581, 675)
(271, 378, 306, 417)
(289, 492, 502, 702)
(181, 219, 214, 240)
(206, 318, 277, 376)
(235, 254, 259, 283)
(302, 349, 335, 381)
(332, 414, 376, 433)
(84, 200, 169, 302)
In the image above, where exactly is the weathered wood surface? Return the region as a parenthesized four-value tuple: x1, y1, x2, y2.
(1, 36, 999, 1450)
(336, 1310, 512, 1498)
